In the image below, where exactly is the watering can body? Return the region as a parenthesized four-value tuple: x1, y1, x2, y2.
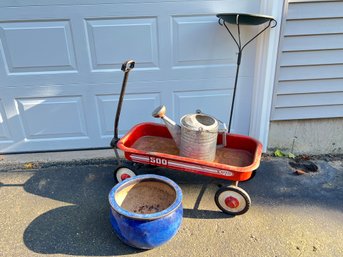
(152, 105, 219, 162)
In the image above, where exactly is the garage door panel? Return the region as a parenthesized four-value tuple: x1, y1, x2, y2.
(172, 16, 234, 66)
(171, 76, 253, 134)
(173, 89, 232, 124)
(86, 17, 158, 71)
(170, 15, 257, 80)
(0, 100, 12, 141)
(0, 20, 77, 74)
(16, 96, 88, 140)
(3, 137, 97, 153)
(96, 93, 160, 137)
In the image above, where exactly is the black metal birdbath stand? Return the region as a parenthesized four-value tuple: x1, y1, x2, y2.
(216, 13, 277, 133)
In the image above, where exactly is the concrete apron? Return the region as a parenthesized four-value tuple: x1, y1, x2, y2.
(0, 152, 342, 257)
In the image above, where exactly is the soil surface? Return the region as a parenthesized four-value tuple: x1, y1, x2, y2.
(115, 181, 176, 214)
(132, 136, 253, 167)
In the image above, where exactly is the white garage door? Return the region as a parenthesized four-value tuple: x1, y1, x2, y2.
(0, 0, 260, 153)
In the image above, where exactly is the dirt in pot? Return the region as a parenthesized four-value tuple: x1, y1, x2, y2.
(115, 181, 176, 214)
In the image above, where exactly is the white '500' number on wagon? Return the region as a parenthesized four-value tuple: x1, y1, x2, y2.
(149, 157, 168, 165)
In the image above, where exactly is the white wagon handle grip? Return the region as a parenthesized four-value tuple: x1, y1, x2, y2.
(121, 60, 135, 72)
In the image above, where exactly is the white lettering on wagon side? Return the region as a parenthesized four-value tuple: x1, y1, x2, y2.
(218, 170, 233, 176)
(130, 155, 233, 177)
(149, 157, 168, 166)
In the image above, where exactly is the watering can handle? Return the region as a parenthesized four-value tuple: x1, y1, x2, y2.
(195, 109, 228, 147)
(219, 122, 228, 147)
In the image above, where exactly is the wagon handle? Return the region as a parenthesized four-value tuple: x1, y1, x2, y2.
(110, 60, 135, 149)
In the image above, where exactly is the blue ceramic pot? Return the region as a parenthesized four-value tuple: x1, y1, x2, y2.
(108, 174, 183, 249)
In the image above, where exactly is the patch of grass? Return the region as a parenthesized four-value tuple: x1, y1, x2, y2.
(274, 149, 296, 159)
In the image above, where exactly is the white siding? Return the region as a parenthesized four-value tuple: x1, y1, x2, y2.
(271, 0, 343, 121)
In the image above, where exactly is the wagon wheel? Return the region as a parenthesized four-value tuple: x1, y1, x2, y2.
(214, 185, 251, 215)
(114, 163, 136, 183)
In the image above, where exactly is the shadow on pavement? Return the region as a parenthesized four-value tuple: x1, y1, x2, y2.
(22, 164, 228, 256)
(23, 165, 140, 256)
(22, 158, 343, 256)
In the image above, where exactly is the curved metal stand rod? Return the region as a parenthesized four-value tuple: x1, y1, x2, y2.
(218, 15, 276, 133)
(241, 19, 276, 51)
(219, 15, 277, 56)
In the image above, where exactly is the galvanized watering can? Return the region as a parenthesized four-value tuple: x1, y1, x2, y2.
(152, 105, 221, 162)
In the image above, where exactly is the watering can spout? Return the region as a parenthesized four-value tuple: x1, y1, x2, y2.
(152, 105, 181, 148)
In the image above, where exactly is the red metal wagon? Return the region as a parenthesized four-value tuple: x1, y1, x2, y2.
(111, 60, 262, 216)
(110, 12, 276, 215)
(118, 122, 262, 215)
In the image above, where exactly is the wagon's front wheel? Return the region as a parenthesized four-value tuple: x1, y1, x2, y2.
(215, 185, 251, 216)
(114, 164, 136, 183)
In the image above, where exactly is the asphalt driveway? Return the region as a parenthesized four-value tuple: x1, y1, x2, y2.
(1, 152, 342, 257)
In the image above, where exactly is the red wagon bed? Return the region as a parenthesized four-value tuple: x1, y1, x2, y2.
(117, 122, 262, 182)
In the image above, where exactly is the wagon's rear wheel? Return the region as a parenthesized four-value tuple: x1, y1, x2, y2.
(215, 185, 251, 216)
(114, 164, 136, 183)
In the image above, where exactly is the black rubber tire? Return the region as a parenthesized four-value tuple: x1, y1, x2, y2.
(214, 185, 251, 216)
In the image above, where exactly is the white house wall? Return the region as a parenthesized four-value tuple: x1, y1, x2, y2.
(271, 0, 343, 121)
(0, 1, 260, 153)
